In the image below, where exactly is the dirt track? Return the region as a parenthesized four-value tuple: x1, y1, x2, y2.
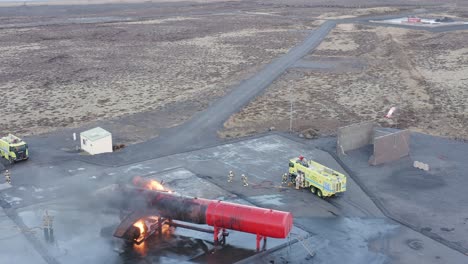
(223, 22, 468, 139)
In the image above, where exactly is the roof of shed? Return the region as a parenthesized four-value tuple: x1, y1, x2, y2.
(80, 127, 111, 141)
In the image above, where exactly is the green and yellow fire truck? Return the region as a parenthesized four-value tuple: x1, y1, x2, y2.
(0, 134, 29, 164)
(288, 156, 346, 198)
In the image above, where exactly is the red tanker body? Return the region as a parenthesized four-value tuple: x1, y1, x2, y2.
(106, 177, 294, 250)
(140, 189, 293, 240)
(206, 201, 293, 239)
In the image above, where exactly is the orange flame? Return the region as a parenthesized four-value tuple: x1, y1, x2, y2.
(134, 241, 146, 255)
(133, 176, 171, 192)
(133, 219, 146, 237)
(147, 180, 165, 191)
(133, 217, 173, 242)
(161, 223, 173, 238)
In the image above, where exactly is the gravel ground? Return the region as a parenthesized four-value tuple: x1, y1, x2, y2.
(0, 5, 311, 137)
(222, 20, 468, 139)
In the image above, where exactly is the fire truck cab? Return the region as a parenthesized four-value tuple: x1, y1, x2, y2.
(288, 156, 346, 198)
(0, 134, 29, 164)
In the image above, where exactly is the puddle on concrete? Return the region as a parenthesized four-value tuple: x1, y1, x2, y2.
(295, 217, 398, 264)
(249, 194, 285, 206)
(1, 193, 22, 205)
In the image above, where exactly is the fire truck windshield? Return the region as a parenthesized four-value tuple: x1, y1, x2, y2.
(10, 145, 27, 152)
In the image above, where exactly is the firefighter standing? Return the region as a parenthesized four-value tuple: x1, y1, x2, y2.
(298, 155, 308, 167)
(4, 170, 11, 184)
(282, 173, 288, 185)
(295, 173, 302, 190)
(241, 174, 248, 187)
(228, 170, 234, 183)
(43, 210, 54, 243)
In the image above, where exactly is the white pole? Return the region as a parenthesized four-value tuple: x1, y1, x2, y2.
(289, 88, 293, 132)
(73, 133, 76, 141)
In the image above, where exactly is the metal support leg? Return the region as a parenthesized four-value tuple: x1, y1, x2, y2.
(256, 234, 266, 251)
(157, 217, 163, 237)
(220, 228, 227, 245)
(213, 226, 219, 246)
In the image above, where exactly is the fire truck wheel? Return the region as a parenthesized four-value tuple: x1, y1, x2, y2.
(316, 189, 323, 198)
(310, 186, 316, 194)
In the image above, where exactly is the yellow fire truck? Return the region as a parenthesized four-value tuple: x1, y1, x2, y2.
(288, 156, 346, 198)
(0, 134, 29, 164)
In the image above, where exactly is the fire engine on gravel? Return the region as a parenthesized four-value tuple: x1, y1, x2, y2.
(288, 155, 346, 198)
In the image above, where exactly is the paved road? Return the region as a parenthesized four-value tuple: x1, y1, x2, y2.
(362, 21, 468, 32)
(162, 21, 337, 145)
(78, 21, 337, 167)
(339, 8, 468, 32)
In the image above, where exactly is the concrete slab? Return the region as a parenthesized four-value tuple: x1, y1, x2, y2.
(386, 225, 468, 264)
(0, 183, 12, 191)
(250, 217, 398, 264)
(0, 208, 48, 264)
(6, 162, 307, 264)
(17, 204, 120, 264)
(3, 134, 467, 263)
(340, 132, 468, 254)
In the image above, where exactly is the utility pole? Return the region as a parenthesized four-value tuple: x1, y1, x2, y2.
(289, 85, 293, 132)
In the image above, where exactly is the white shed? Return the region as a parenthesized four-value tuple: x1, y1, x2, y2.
(80, 127, 112, 155)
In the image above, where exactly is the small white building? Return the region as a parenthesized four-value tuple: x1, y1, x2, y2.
(80, 127, 112, 155)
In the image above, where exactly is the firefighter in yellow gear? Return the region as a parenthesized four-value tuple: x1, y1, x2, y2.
(228, 170, 234, 183)
(4, 170, 11, 184)
(282, 173, 288, 185)
(295, 174, 302, 190)
(241, 174, 248, 187)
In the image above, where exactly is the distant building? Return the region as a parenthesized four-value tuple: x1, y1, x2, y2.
(436, 17, 454, 23)
(407, 17, 421, 23)
(80, 127, 112, 155)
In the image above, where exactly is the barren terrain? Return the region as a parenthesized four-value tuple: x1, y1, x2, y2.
(0, 0, 241, 7)
(0, 11, 310, 136)
(2, 1, 468, 143)
(317, 6, 402, 19)
(223, 22, 468, 139)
